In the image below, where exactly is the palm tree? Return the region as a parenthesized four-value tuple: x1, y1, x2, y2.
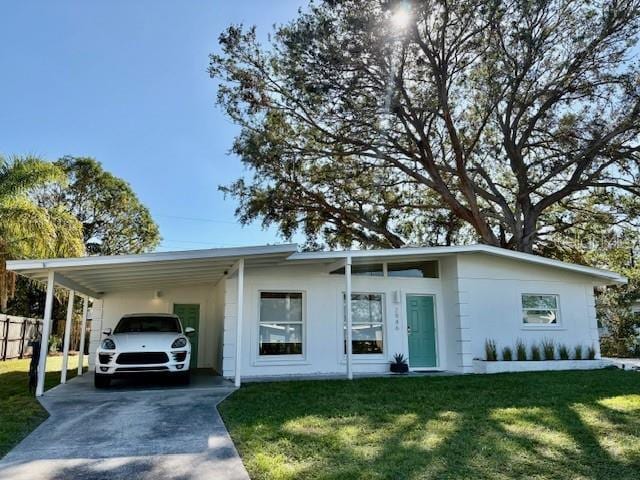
(0, 156, 85, 311)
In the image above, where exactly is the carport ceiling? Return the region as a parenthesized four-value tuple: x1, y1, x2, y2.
(7, 244, 298, 297)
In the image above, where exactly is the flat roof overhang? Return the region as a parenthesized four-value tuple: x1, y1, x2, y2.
(7, 244, 299, 297)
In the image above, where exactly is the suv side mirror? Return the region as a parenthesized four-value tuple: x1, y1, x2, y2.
(184, 327, 195, 335)
(102, 328, 112, 336)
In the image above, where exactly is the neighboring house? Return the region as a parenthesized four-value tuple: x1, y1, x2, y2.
(7, 243, 626, 392)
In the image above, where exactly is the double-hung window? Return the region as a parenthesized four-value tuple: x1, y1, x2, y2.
(344, 293, 385, 354)
(522, 294, 560, 326)
(259, 292, 303, 355)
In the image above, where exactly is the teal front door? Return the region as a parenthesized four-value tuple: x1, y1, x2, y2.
(406, 295, 437, 368)
(173, 304, 200, 368)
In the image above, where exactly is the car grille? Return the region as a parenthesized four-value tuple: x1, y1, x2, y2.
(115, 366, 169, 372)
(116, 352, 168, 365)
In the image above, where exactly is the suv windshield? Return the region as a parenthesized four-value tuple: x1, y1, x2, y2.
(114, 316, 181, 334)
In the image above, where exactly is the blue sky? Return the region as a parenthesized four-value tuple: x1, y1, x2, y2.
(0, 0, 306, 252)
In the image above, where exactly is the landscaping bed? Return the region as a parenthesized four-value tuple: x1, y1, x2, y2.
(473, 358, 606, 373)
(220, 370, 640, 480)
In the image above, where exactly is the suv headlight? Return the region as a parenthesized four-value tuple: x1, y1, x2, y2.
(101, 338, 116, 350)
(172, 337, 187, 348)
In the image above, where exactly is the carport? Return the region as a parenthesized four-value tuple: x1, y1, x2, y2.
(7, 244, 298, 395)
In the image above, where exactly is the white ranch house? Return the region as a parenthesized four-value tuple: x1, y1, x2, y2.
(7, 243, 626, 394)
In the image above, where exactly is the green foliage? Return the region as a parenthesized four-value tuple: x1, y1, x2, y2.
(37, 157, 160, 255)
(485, 339, 497, 361)
(0, 155, 84, 311)
(558, 344, 570, 360)
(48, 334, 62, 353)
(502, 346, 513, 362)
(575, 345, 583, 360)
(587, 345, 597, 360)
(212, 0, 640, 253)
(516, 339, 527, 361)
(392, 353, 407, 365)
(541, 339, 555, 361)
(531, 344, 541, 361)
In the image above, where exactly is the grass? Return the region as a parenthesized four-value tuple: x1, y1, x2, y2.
(0, 354, 87, 458)
(220, 370, 640, 480)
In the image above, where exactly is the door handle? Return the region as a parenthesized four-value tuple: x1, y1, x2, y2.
(407, 326, 412, 334)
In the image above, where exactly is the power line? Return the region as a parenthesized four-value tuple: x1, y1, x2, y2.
(156, 214, 238, 225)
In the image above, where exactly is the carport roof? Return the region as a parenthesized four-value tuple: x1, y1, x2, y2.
(6, 244, 298, 298)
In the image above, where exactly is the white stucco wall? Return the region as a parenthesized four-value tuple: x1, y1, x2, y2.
(221, 253, 604, 378)
(224, 263, 448, 378)
(89, 284, 222, 370)
(456, 254, 601, 371)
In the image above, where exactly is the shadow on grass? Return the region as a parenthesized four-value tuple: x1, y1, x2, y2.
(219, 369, 640, 480)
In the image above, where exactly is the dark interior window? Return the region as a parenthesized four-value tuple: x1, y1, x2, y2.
(330, 263, 384, 276)
(387, 261, 439, 278)
(114, 316, 181, 333)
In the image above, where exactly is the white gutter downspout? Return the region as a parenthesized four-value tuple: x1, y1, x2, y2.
(345, 255, 353, 380)
(36, 270, 55, 397)
(234, 258, 245, 388)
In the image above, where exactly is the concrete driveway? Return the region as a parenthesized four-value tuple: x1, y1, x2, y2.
(0, 375, 249, 480)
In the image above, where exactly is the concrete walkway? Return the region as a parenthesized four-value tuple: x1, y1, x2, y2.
(0, 375, 249, 480)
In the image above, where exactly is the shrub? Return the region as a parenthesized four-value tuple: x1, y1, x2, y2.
(392, 353, 407, 365)
(541, 338, 555, 360)
(574, 345, 583, 360)
(531, 344, 541, 361)
(587, 345, 596, 360)
(48, 334, 62, 353)
(600, 335, 638, 358)
(558, 344, 569, 360)
(485, 339, 497, 361)
(515, 339, 527, 361)
(502, 346, 513, 361)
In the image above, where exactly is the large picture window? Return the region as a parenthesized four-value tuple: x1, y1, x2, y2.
(344, 293, 384, 354)
(259, 292, 303, 355)
(522, 294, 559, 325)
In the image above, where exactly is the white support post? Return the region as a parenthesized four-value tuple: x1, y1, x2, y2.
(77, 296, 89, 376)
(60, 290, 75, 384)
(345, 256, 353, 380)
(36, 271, 55, 397)
(234, 258, 245, 388)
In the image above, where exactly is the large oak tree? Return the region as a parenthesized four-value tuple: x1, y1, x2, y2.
(211, 0, 640, 253)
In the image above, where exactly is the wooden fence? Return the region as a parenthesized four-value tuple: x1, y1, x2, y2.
(0, 314, 91, 360)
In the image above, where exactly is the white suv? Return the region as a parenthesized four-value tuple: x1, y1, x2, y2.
(94, 313, 194, 388)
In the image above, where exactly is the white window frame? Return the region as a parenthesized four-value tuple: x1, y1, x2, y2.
(521, 293, 562, 329)
(341, 291, 387, 359)
(256, 290, 306, 361)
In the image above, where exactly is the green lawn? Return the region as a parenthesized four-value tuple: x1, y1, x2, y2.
(0, 355, 87, 458)
(219, 370, 640, 480)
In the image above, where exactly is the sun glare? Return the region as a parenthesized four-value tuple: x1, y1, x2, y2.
(391, 7, 411, 29)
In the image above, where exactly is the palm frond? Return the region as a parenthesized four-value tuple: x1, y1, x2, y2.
(0, 155, 66, 198)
